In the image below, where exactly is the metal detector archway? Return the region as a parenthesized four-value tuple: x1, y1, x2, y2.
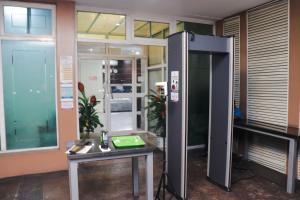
(167, 31, 234, 199)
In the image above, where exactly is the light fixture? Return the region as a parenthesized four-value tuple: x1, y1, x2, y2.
(116, 23, 120, 26)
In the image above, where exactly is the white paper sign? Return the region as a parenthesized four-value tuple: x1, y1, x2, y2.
(60, 56, 73, 83)
(171, 92, 179, 102)
(61, 83, 73, 109)
(61, 99, 74, 109)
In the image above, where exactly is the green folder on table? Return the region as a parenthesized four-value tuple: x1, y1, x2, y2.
(112, 135, 145, 148)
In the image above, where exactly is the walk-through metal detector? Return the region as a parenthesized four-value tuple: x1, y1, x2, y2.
(167, 31, 234, 199)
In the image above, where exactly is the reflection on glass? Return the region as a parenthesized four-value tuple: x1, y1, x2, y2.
(136, 58, 146, 93)
(137, 114, 145, 130)
(77, 42, 106, 55)
(134, 20, 169, 39)
(108, 44, 144, 56)
(148, 69, 162, 92)
(111, 85, 132, 93)
(176, 21, 184, 32)
(110, 98, 133, 131)
(137, 97, 142, 111)
(2, 40, 57, 150)
(77, 11, 126, 40)
(110, 60, 132, 84)
(148, 46, 165, 66)
(134, 20, 150, 38)
(176, 21, 213, 35)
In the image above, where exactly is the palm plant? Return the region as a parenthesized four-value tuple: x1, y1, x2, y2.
(78, 82, 103, 139)
(146, 89, 166, 138)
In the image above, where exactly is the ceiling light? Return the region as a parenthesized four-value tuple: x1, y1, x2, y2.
(116, 23, 120, 26)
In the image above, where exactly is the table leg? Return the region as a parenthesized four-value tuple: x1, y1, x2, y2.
(132, 157, 139, 198)
(146, 153, 153, 200)
(287, 139, 297, 194)
(69, 161, 79, 200)
(243, 133, 249, 160)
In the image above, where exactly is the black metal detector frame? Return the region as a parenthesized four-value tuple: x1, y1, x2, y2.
(167, 31, 234, 199)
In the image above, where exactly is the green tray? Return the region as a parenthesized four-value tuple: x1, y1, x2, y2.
(112, 135, 145, 148)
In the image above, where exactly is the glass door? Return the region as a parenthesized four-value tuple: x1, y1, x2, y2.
(79, 59, 107, 131)
(108, 59, 134, 132)
(2, 40, 57, 150)
(77, 43, 148, 134)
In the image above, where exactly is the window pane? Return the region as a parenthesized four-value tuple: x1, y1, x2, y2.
(134, 20, 169, 39)
(4, 6, 27, 34)
(77, 42, 106, 55)
(148, 46, 165, 66)
(4, 6, 52, 35)
(148, 69, 162, 92)
(177, 21, 184, 32)
(110, 60, 132, 84)
(134, 20, 150, 38)
(110, 98, 133, 131)
(2, 41, 57, 150)
(176, 21, 213, 35)
(30, 8, 53, 35)
(151, 22, 169, 39)
(77, 12, 126, 40)
(108, 44, 144, 56)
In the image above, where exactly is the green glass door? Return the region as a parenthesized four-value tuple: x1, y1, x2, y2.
(2, 40, 56, 150)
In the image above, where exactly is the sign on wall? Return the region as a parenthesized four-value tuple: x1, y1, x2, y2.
(60, 56, 74, 109)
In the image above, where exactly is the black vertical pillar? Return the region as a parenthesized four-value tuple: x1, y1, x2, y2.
(167, 32, 187, 198)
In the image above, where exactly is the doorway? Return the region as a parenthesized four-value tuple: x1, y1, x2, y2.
(78, 43, 147, 134)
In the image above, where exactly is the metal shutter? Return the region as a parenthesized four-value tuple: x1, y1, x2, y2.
(248, 135, 287, 173)
(223, 16, 240, 106)
(247, 0, 289, 174)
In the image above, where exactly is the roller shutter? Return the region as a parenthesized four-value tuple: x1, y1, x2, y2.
(223, 16, 240, 107)
(247, 0, 289, 175)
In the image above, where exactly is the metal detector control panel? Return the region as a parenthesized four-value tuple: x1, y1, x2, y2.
(170, 71, 179, 102)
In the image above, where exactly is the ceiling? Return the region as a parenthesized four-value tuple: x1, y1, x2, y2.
(73, 0, 271, 20)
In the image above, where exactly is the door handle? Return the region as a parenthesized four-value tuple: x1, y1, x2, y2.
(14, 120, 17, 135)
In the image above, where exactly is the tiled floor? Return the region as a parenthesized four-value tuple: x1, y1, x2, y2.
(0, 150, 299, 200)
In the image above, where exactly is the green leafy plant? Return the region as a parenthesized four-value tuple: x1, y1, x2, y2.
(78, 82, 103, 139)
(146, 89, 166, 138)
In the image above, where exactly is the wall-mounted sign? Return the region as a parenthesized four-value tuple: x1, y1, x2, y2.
(60, 56, 73, 83)
(61, 83, 73, 109)
(60, 55, 74, 109)
(170, 71, 179, 102)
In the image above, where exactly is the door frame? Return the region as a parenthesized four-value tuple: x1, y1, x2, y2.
(78, 54, 147, 135)
(0, 40, 59, 153)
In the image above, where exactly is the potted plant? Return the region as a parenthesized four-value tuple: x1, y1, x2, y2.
(146, 89, 166, 138)
(78, 82, 103, 139)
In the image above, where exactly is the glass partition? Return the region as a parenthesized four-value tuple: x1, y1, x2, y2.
(148, 46, 165, 66)
(134, 20, 169, 39)
(176, 21, 213, 35)
(2, 40, 57, 150)
(77, 11, 126, 40)
(4, 6, 53, 35)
